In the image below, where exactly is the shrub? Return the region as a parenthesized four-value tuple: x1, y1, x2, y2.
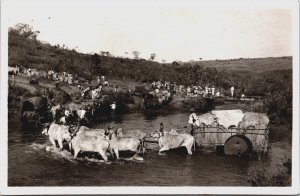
(248, 158, 291, 186)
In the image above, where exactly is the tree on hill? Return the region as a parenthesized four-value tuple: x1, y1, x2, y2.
(100, 51, 111, 56)
(9, 23, 40, 40)
(132, 51, 140, 60)
(92, 53, 101, 74)
(149, 53, 156, 61)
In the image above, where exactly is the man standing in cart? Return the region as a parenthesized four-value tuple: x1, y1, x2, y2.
(188, 108, 197, 136)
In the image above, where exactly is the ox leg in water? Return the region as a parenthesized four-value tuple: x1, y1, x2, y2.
(113, 148, 120, 159)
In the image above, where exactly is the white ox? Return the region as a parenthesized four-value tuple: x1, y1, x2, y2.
(59, 109, 86, 124)
(59, 110, 72, 124)
(50, 104, 62, 119)
(151, 130, 195, 155)
(8, 66, 20, 76)
(59, 116, 67, 124)
(42, 123, 71, 150)
(77, 109, 87, 120)
(108, 131, 141, 159)
(69, 128, 110, 161)
(116, 128, 147, 153)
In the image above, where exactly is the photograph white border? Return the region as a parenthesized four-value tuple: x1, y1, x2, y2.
(1, 0, 299, 194)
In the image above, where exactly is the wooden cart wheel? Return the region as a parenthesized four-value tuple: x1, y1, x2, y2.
(224, 135, 253, 156)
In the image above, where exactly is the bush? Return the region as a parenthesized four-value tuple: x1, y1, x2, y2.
(263, 90, 292, 124)
(248, 158, 291, 186)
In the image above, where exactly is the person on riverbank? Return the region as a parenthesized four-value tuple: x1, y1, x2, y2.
(110, 102, 116, 118)
(97, 75, 101, 84)
(159, 122, 164, 136)
(231, 86, 234, 97)
(212, 86, 215, 96)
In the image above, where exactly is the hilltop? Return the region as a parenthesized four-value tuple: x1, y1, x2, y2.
(178, 56, 292, 73)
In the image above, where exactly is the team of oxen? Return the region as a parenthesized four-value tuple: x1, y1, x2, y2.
(43, 99, 196, 162)
(40, 119, 196, 161)
(44, 99, 195, 161)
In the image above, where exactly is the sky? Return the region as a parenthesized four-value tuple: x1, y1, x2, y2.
(5, 0, 293, 62)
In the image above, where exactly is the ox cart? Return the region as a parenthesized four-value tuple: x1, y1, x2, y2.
(143, 109, 269, 158)
(191, 110, 269, 157)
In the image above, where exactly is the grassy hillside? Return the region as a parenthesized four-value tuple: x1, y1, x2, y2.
(9, 24, 292, 96)
(181, 56, 292, 73)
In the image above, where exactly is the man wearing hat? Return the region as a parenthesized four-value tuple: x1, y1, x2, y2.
(188, 108, 197, 136)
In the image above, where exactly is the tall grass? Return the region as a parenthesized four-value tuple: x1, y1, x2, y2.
(248, 158, 291, 186)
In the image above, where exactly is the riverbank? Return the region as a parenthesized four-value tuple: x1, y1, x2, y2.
(7, 73, 268, 119)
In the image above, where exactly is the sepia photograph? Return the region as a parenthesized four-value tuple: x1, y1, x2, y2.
(1, 0, 299, 194)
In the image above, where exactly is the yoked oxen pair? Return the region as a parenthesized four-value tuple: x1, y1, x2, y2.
(69, 126, 110, 161)
(42, 123, 145, 161)
(151, 129, 195, 155)
(42, 123, 110, 161)
(70, 126, 145, 160)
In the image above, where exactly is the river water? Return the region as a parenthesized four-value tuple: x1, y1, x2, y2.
(8, 112, 291, 186)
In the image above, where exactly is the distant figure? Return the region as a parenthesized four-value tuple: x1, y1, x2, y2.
(157, 81, 161, 89)
(159, 122, 164, 136)
(27, 68, 32, 77)
(152, 81, 156, 89)
(212, 86, 215, 96)
(187, 86, 191, 96)
(101, 75, 105, 82)
(205, 86, 208, 95)
(230, 86, 234, 97)
(103, 80, 109, 86)
(110, 102, 116, 118)
(97, 76, 101, 84)
(208, 87, 212, 95)
(216, 90, 220, 97)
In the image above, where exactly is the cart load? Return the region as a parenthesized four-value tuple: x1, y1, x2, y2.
(190, 110, 269, 156)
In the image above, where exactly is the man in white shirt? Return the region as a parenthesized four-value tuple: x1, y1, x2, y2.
(110, 102, 116, 118)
